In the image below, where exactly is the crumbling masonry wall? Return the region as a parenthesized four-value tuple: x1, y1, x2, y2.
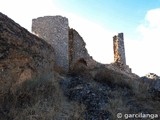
(32, 16, 69, 72)
(32, 16, 97, 72)
(113, 33, 126, 65)
(32, 16, 131, 73)
(69, 28, 91, 70)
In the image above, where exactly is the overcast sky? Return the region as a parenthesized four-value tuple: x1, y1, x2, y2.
(1, 0, 160, 76)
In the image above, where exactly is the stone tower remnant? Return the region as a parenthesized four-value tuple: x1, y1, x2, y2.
(32, 16, 69, 72)
(113, 33, 126, 65)
(113, 33, 131, 73)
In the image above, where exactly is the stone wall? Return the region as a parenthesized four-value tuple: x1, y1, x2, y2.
(69, 28, 102, 71)
(113, 33, 126, 65)
(32, 16, 97, 72)
(69, 29, 91, 70)
(32, 16, 130, 73)
(32, 16, 69, 72)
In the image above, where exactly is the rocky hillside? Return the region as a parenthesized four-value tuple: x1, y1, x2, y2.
(0, 12, 54, 118)
(0, 12, 160, 120)
(0, 12, 54, 90)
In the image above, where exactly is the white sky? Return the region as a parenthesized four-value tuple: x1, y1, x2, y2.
(1, 0, 160, 76)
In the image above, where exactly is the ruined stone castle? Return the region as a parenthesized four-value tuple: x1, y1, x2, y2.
(32, 16, 131, 73)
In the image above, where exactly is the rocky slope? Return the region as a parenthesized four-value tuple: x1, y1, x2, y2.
(0, 12, 54, 116)
(0, 12, 160, 120)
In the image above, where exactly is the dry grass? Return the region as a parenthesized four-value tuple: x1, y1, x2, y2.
(1, 66, 160, 119)
(1, 72, 86, 120)
(107, 91, 130, 120)
(92, 67, 160, 117)
(93, 67, 133, 89)
(92, 67, 152, 97)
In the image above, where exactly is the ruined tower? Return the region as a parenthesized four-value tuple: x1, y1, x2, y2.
(113, 33, 126, 65)
(32, 16, 69, 72)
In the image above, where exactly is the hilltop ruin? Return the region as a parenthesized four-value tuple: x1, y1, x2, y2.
(2, 12, 160, 120)
(32, 16, 131, 73)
